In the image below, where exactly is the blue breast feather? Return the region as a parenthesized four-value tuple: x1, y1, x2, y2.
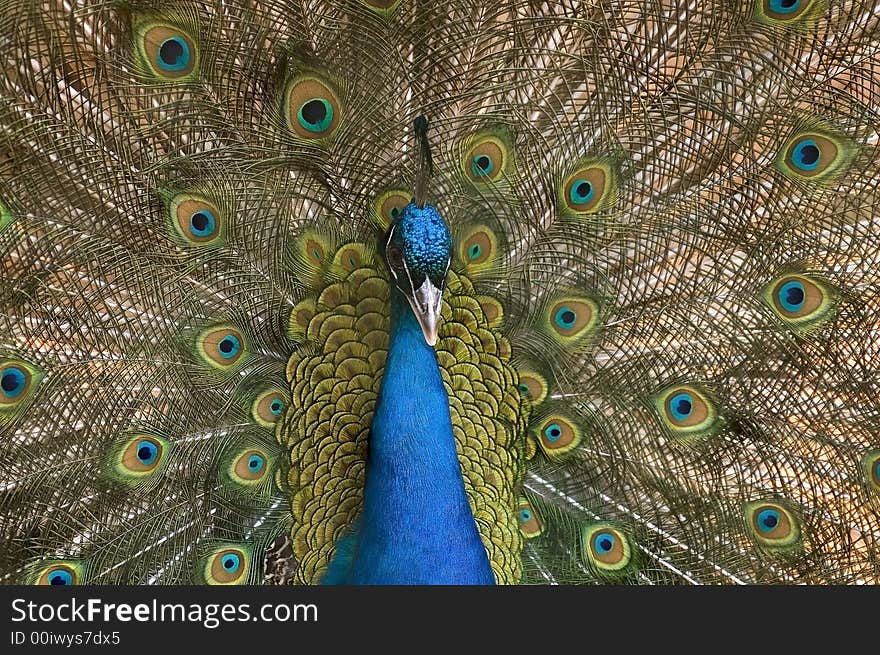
(322, 291, 495, 584)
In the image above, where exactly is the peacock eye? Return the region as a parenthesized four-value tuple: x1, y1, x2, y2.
(1, 365, 28, 400)
(196, 326, 247, 370)
(135, 440, 159, 466)
(788, 138, 821, 172)
(530, 411, 582, 457)
(668, 392, 695, 422)
(189, 209, 216, 238)
(138, 23, 198, 80)
(298, 98, 334, 134)
(233, 449, 268, 481)
(544, 422, 563, 442)
(516, 499, 544, 538)
(169, 194, 223, 246)
(764, 274, 835, 331)
(744, 501, 801, 550)
(115, 434, 169, 479)
(471, 154, 495, 177)
(204, 546, 250, 584)
(37, 564, 79, 586)
(777, 279, 806, 312)
(156, 36, 190, 72)
(217, 334, 241, 359)
(770, 0, 802, 14)
(461, 131, 512, 185)
(569, 179, 595, 205)
(654, 384, 719, 440)
(558, 160, 616, 216)
(284, 76, 342, 140)
(593, 530, 617, 555)
(581, 523, 634, 574)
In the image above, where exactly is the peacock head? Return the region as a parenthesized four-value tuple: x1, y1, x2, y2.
(384, 201, 452, 346)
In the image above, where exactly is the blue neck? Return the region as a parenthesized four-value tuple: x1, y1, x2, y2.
(346, 291, 495, 584)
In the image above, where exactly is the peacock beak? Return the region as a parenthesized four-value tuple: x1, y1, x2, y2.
(407, 276, 443, 346)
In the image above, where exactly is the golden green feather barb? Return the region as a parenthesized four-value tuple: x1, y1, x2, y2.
(0, 0, 879, 585)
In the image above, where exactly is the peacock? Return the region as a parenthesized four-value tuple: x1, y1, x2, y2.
(1, 0, 879, 586)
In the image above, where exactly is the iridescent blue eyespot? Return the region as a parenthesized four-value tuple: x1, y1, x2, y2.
(769, 0, 801, 14)
(777, 280, 805, 313)
(554, 307, 577, 330)
(136, 440, 159, 466)
(157, 37, 191, 72)
(1, 366, 27, 399)
(568, 179, 595, 206)
(544, 423, 562, 442)
(669, 393, 693, 421)
(247, 454, 265, 474)
(757, 508, 780, 533)
(221, 553, 241, 573)
(47, 569, 73, 585)
(297, 99, 334, 133)
(519, 509, 532, 522)
(217, 334, 241, 360)
(789, 138, 820, 172)
(471, 155, 494, 177)
(189, 210, 216, 238)
(269, 399, 283, 416)
(518, 383, 530, 397)
(593, 531, 616, 555)
(468, 243, 482, 260)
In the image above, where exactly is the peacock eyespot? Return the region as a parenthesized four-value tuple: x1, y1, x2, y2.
(233, 449, 269, 482)
(560, 163, 614, 216)
(339, 247, 361, 271)
(760, 0, 814, 21)
(771, 0, 802, 12)
(516, 499, 544, 538)
(763, 274, 835, 330)
(139, 24, 198, 80)
(744, 501, 801, 549)
(373, 190, 410, 230)
(655, 385, 717, 438)
(189, 209, 215, 237)
(37, 564, 78, 586)
(533, 414, 581, 457)
(170, 195, 223, 246)
(252, 389, 287, 427)
(120, 436, 167, 475)
(458, 228, 496, 268)
(0, 360, 41, 411)
(546, 297, 599, 343)
(206, 547, 249, 584)
(554, 307, 577, 330)
(581, 523, 632, 572)
(516, 370, 548, 405)
(298, 99, 333, 133)
(667, 391, 700, 425)
(769, 275, 825, 319)
(197, 327, 246, 370)
(777, 129, 852, 182)
(1, 365, 29, 402)
(461, 133, 511, 185)
(285, 77, 342, 140)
